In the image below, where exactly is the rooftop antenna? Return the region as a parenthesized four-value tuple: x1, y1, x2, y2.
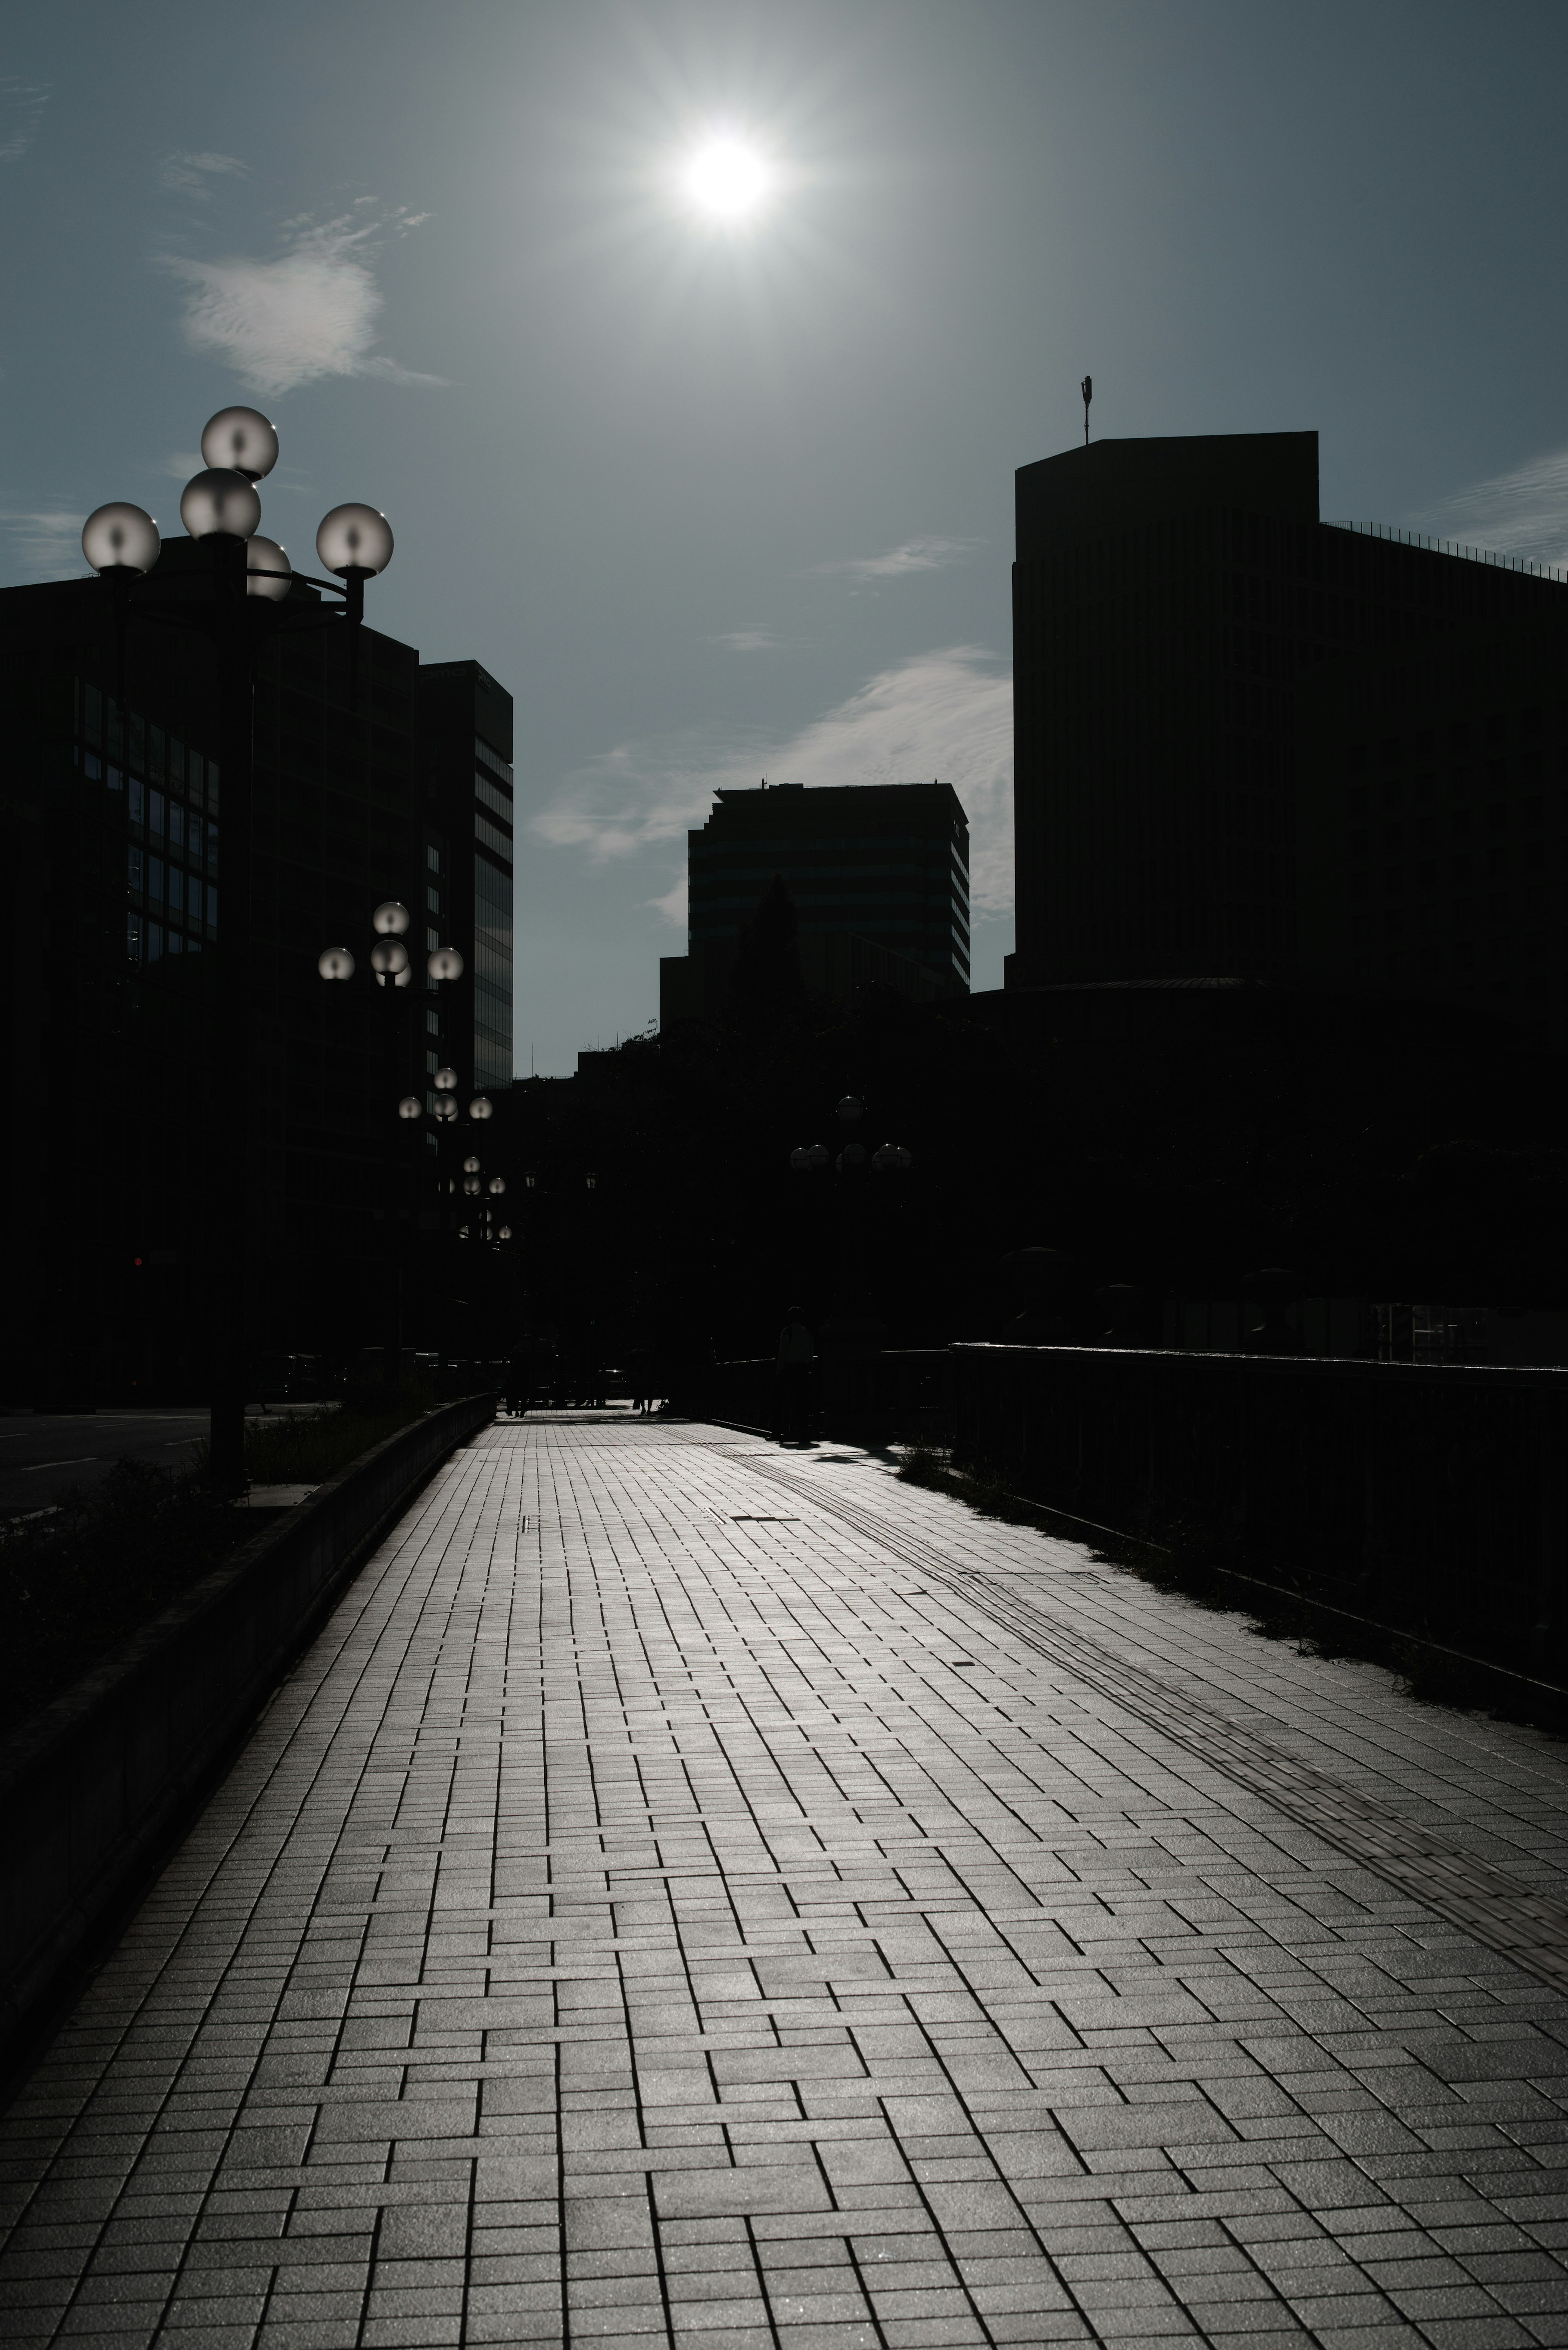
(1080, 374, 1092, 447)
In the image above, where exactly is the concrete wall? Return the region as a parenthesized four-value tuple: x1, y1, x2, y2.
(0, 1394, 495, 2074)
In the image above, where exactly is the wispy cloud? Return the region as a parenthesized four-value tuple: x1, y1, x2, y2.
(158, 207, 445, 398)
(158, 151, 248, 198)
(710, 625, 777, 653)
(807, 536, 975, 582)
(0, 508, 86, 580)
(1410, 446, 1568, 572)
(0, 79, 47, 165)
(535, 644, 1014, 922)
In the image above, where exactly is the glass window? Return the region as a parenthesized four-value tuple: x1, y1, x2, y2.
(107, 764, 123, 793)
(149, 789, 165, 835)
(169, 803, 185, 851)
(426, 886, 440, 913)
(130, 777, 145, 824)
(207, 760, 220, 809)
(426, 1010, 440, 1035)
(189, 816, 204, 865)
(168, 869, 184, 916)
(149, 856, 165, 902)
(126, 913, 142, 961)
(83, 749, 102, 781)
(207, 884, 218, 928)
(168, 738, 185, 786)
(427, 925, 439, 950)
(127, 844, 143, 891)
(207, 826, 218, 876)
(149, 725, 165, 783)
(168, 928, 183, 955)
(475, 812, 513, 862)
(148, 922, 164, 961)
(189, 751, 205, 802)
(426, 844, 441, 872)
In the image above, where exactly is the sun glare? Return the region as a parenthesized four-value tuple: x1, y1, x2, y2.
(683, 139, 771, 221)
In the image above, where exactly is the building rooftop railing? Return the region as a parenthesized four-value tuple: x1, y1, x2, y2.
(1323, 518, 1568, 585)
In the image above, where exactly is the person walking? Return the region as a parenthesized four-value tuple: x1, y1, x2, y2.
(775, 1307, 815, 1444)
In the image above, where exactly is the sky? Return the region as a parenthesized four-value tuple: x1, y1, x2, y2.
(4, 0, 1568, 1072)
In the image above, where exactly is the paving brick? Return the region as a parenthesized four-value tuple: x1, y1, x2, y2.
(4, 1413, 1568, 2346)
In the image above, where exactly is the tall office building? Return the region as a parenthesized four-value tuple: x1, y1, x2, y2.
(1008, 431, 1567, 990)
(1297, 611, 1568, 1010)
(0, 556, 512, 1400)
(416, 661, 515, 1093)
(659, 780, 970, 1024)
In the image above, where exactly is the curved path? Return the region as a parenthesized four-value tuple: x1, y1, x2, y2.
(3, 1412, 1568, 2348)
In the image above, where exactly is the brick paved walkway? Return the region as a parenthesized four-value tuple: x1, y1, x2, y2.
(4, 1414, 1568, 2349)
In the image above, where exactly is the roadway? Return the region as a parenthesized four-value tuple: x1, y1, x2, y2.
(0, 1405, 321, 1516)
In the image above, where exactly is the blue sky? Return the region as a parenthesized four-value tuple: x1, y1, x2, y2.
(4, 1, 1568, 1070)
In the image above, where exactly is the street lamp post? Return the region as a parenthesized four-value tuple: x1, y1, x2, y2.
(81, 405, 394, 1491)
(319, 904, 468, 1379)
(787, 1094, 913, 1317)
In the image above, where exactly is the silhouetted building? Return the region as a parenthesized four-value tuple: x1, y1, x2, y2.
(416, 660, 515, 1093)
(1007, 431, 1568, 991)
(1298, 612, 1568, 1011)
(659, 780, 970, 1024)
(0, 553, 512, 1401)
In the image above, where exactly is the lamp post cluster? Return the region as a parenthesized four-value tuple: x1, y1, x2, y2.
(789, 1095, 913, 1176)
(318, 901, 512, 1358)
(81, 405, 394, 1491)
(445, 1155, 512, 1244)
(318, 897, 464, 999)
(786, 1096, 913, 1327)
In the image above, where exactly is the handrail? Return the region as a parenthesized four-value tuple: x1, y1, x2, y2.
(1322, 518, 1568, 585)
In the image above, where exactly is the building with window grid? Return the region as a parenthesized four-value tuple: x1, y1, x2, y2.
(1007, 431, 1568, 993)
(1298, 615, 1568, 1011)
(658, 780, 969, 1025)
(0, 559, 511, 1402)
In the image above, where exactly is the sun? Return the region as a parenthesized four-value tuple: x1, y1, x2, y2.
(682, 139, 771, 222)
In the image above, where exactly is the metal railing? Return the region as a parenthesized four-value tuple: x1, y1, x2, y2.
(1323, 518, 1568, 585)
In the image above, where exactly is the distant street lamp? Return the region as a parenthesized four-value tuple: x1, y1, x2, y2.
(318, 898, 468, 1376)
(786, 1095, 914, 1317)
(788, 1094, 913, 1180)
(80, 404, 394, 1490)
